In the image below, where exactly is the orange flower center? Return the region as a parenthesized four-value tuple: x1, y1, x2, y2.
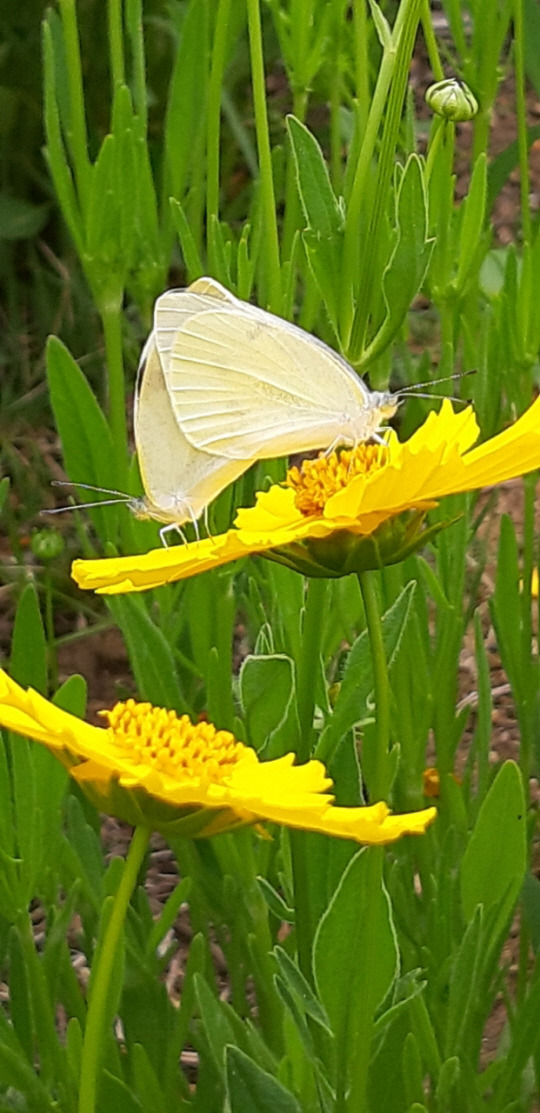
(286, 444, 387, 516)
(100, 700, 247, 783)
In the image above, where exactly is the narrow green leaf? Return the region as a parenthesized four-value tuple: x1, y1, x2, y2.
(454, 153, 487, 293)
(42, 18, 84, 255)
(286, 116, 343, 238)
(226, 1045, 302, 1113)
(274, 946, 332, 1032)
(169, 197, 204, 278)
(10, 583, 47, 694)
(46, 336, 118, 541)
(107, 596, 186, 713)
(460, 761, 526, 924)
(314, 850, 398, 1068)
(317, 581, 416, 761)
(360, 155, 432, 370)
(240, 654, 295, 752)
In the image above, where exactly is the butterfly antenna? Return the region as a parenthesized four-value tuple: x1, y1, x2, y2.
(51, 479, 133, 498)
(395, 368, 477, 397)
(396, 391, 471, 407)
(42, 497, 132, 515)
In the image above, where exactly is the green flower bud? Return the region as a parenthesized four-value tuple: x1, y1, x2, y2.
(31, 528, 65, 562)
(425, 79, 478, 123)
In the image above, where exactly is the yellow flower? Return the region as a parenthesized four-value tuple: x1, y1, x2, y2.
(72, 398, 540, 594)
(0, 670, 435, 843)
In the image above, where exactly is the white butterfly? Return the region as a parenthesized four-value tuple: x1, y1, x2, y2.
(51, 278, 448, 543)
(156, 276, 399, 461)
(132, 328, 254, 538)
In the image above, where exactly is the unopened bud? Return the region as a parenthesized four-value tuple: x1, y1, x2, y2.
(426, 79, 478, 123)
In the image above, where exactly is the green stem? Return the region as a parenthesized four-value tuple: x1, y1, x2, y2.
(206, 0, 232, 248)
(514, 0, 533, 357)
(108, 0, 125, 91)
(358, 571, 391, 800)
(344, 0, 422, 357)
(420, 0, 444, 81)
(78, 826, 150, 1113)
(352, 0, 369, 136)
(296, 578, 328, 760)
(342, 847, 384, 1113)
(246, 0, 282, 312)
(292, 577, 328, 988)
(100, 301, 128, 490)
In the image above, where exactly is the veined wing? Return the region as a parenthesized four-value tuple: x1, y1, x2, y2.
(135, 335, 251, 525)
(164, 292, 374, 459)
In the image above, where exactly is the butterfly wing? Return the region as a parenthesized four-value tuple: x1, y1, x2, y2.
(159, 280, 376, 460)
(134, 335, 251, 525)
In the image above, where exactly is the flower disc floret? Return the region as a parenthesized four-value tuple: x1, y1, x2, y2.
(287, 445, 387, 516)
(102, 700, 246, 785)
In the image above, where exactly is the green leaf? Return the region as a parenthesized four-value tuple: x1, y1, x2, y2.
(46, 335, 118, 541)
(107, 596, 186, 713)
(487, 126, 540, 213)
(239, 654, 296, 752)
(286, 116, 343, 238)
(131, 1043, 167, 1113)
(10, 582, 47, 694)
(273, 946, 332, 1033)
(42, 17, 84, 255)
(226, 1045, 302, 1113)
(314, 850, 398, 1075)
(460, 761, 526, 924)
(170, 197, 204, 279)
(359, 155, 432, 370)
(317, 581, 416, 762)
(454, 153, 487, 294)
(522, 872, 540, 953)
(0, 194, 50, 240)
(444, 906, 483, 1058)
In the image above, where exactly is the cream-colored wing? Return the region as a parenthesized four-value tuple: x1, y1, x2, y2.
(152, 277, 237, 375)
(134, 335, 251, 526)
(161, 283, 382, 460)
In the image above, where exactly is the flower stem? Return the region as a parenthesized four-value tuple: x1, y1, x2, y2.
(296, 577, 328, 761)
(343, 846, 384, 1113)
(246, 0, 282, 312)
(358, 571, 391, 800)
(78, 826, 150, 1113)
(292, 577, 328, 987)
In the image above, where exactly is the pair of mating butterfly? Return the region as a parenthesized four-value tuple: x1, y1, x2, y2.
(60, 277, 449, 543)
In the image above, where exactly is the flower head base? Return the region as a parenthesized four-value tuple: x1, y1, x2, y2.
(0, 670, 435, 844)
(72, 397, 540, 594)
